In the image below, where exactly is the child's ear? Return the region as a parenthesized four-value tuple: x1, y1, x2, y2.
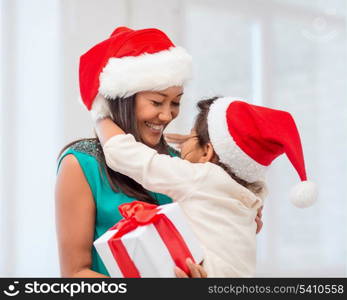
(199, 142, 215, 163)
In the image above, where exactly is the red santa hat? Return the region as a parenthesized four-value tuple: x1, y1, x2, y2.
(79, 26, 192, 119)
(207, 97, 318, 208)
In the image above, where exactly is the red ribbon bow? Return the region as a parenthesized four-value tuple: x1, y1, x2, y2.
(107, 201, 195, 277)
(110, 201, 159, 236)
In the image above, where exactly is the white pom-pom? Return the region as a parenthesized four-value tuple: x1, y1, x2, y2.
(90, 94, 112, 122)
(290, 180, 318, 208)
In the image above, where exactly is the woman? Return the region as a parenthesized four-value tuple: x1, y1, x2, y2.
(55, 26, 207, 278)
(55, 26, 263, 278)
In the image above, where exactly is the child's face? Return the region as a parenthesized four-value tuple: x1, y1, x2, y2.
(180, 129, 206, 163)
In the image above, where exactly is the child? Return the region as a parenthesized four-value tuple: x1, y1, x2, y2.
(95, 96, 317, 277)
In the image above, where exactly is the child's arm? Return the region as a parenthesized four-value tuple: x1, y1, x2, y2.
(95, 119, 210, 201)
(95, 117, 125, 146)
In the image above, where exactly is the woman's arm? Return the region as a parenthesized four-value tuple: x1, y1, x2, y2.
(55, 154, 108, 278)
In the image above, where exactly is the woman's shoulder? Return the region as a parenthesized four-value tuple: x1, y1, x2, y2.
(57, 138, 104, 175)
(167, 145, 180, 157)
(57, 139, 107, 195)
(67, 138, 103, 161)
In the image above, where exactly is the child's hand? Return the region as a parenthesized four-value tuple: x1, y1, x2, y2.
(95, 117, 125, 146)
(255, 206, 263, 234)
(174, 258, 207, 278)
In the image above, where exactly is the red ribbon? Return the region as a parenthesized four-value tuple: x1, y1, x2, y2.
(107, 201, 195, 277)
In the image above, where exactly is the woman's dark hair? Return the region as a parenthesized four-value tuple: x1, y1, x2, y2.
(194, 97, 264, 195)
(59, 95, 173, 204)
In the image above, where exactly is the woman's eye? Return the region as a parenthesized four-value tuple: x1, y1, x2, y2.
(171, 102, 180, 107)
(151, 100, 162, 106)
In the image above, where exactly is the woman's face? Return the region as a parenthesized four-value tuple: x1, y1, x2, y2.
(135, 86, 183, 147)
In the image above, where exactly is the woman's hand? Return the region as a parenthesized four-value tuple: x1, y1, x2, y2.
(255, 206, 263, 234)
(174, 258, 207, 278)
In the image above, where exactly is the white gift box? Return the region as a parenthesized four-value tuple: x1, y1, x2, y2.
(93, 202, 204, 277)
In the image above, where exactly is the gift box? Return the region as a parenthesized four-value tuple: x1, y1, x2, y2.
(93, 201, 204, 277)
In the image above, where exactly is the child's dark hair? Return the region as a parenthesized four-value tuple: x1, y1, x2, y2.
(194, 97, 264, 195)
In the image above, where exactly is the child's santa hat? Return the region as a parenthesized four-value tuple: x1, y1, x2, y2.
(79, 26, 192, 119)
(207, 97, 317, 208)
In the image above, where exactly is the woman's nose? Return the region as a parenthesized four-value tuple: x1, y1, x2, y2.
(159, 108, 173, 123)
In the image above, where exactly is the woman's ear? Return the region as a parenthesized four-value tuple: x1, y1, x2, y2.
(199, 142, 215, 163)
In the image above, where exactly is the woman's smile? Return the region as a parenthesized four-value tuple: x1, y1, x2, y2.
(144, 121, 165, 134)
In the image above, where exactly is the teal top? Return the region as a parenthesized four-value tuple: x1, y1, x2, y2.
(57, 139, 177, 276)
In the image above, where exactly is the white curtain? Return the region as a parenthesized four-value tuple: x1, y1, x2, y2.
(0, 0, 62, 276)
(1, 0, 346, 277)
